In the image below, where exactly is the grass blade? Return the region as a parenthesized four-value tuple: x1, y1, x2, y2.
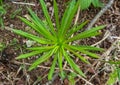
(12, 29, 51, 44)
(65, 44, 89, 64)
(80, 50, 99, 58)
(67, 21, 88, 37)
(18, 16, 48, 38)
(27, 7, 43, 25)
(66, 45, 99, 58)
(62, 48, 86, 77)
(57, 49, 65, 79)
(16, 51, 43, 59)
(65, 46, 89, 64)
(39, 0, 56, 36)
(117, 68, 120, 81)
(27, 8, 56, 41)
(48, 54, 57, 80)
(66, 25, 105, 43)
(28, 51, 52, 71)
(27, 46, 55, 51)
(29, 16, 56, 41)
(53, 0, 60, 30)
(29, 46, 58, 71)
(68, 45, 104, 51)
(59, 0, 80, 38)
(105, 60, 120, 65)
(107, 69, 117, 85)
(58, 0, 75, 38)
(62, 0, 81, 35)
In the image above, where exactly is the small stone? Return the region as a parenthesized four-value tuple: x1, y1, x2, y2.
(49, 7, 53, 12)
(10, 24, 14, 28)
(46, 2, 51, 7)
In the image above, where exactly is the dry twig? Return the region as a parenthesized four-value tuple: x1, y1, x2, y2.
(86, 0, 114, 30)
(12, 1, 35, 6)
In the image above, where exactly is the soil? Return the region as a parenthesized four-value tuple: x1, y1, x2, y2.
(0, 0, 120, 85)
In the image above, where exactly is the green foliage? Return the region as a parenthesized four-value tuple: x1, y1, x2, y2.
(107, 69, 118, 85)
(106, 61, 120, 85)
(79, 0, 104, 10)
(68, 72, 77, 85)
(0, 43, 5, 51)
(0, 0, 6, 28)
(12, 0, 105, 80)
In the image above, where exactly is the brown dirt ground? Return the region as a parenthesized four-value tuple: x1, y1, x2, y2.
(0, 0, 120, 85)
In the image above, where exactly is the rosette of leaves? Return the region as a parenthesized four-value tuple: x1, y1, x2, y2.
(12, 0, 105, 80)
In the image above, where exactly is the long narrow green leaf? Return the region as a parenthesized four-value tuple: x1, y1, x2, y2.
(27, 46, 55, 51)
(62, 48, 86, 77)
(59, 0, 78, 38)
(66, 25, 105, 43)
(66, 45, 99, 58)
(18, 16, 49, 39)
(105, 60, 120, 65)
(62, 0, 81, 35)
(27, 8, 56, 41)
(29, 16, 56, 41)
(58, 0, 74, 38)
(28, 51, 52, 71)
(29, 46, 58, 71)
(67, 45, 104, 51)
(16, 51, 43, 59)
(18, 16, 37, 29)
(53, 0, 60, 30)
(107, 69, 117, 85)
(80, 50, 99, 58)
(39, 0, 56, 36)
(117, 67, 120, 81)
(27, 7, 43, 25)
(67, 32, 100, 43)
(57, 48, 65, 78)
(65, 46, 89, 64)
(12, 29, 51, 44)
(67, 21, 88, 37)
(48, 54, 57, 80)
(68, 56, 86, 77)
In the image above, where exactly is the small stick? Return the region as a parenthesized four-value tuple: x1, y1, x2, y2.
(74, 6, 80, 25)
(86, 0, 114, 30)
(92, 30, 110, 46)
(12, 1, 35, 6)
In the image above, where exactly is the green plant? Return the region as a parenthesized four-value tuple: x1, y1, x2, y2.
(106, 61, 120, 85)
(0, 43, 5, 51)
(79, 0, 104, 10)
(0, 0, 6, 28)
(12, 0, 105, 80)
(68, 72, 77, 85)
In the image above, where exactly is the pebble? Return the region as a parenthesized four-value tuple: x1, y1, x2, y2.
(10, 24, 14, 28)
(49, 7, 53, 12)
(46, 2, 51, 7)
